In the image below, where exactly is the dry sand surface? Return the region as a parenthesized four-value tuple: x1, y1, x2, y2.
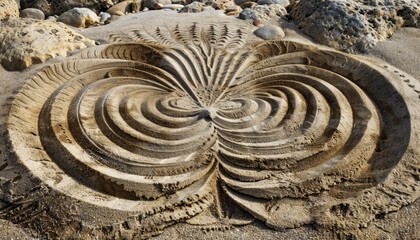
(369, 27, 420, 80)
(0, 11, 419, 239)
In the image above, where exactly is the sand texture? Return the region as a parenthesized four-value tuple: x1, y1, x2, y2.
(0, 11, 419, 239)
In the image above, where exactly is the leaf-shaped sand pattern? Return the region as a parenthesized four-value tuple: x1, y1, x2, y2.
(6, 23, 420, 237)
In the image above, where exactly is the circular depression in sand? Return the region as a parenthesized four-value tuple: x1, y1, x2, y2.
(6, 23, 420, 234)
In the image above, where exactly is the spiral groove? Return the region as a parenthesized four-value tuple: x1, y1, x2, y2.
(7, 23, 417, 234)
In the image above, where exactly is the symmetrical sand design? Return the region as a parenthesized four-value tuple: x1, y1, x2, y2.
(6, 23, 420, 237)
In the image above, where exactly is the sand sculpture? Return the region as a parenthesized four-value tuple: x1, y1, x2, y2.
(5, 23, 420, 238)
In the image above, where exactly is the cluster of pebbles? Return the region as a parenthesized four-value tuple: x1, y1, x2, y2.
(0, 0, 289, 70)
(13, 0, 290, 27)
(0, 0, 419, 69)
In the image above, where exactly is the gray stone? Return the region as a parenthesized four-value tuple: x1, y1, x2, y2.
(46, 15, 57, 21)
(99, 12, 111, 23)
(234, 0, 254, 7)
(239, 8, 258, 20)
(20, 0, 120, 17)
(162, 4, 184, 10)
(288, 0, 420, 53)
(22, 0, 51, 16)
(144, 0, 171, 9)
(57, 7, 99, 28)
(184, 0, 233, 9)
(179, 1, 205, 12)
(253, 24, 285, 40)
(171, 0, 186, 4)
(257, 0, 288, 6)
(202, 5, 214, 11)
(20, 8, 45, 20)
(171, 0, 187, 5)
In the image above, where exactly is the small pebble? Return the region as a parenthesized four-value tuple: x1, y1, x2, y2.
(162, 4, 185, 10)
(171, 0, 186, 5)
(253, 24, 285, 40)
(257, 0, 289, 5)
(242, 2, 256, 8)
(99, 12, 111, 23)
(253, 18, 264, 27)
(239, 8, 259, 20)
(57, 8, 99, 28)
(20, 8, 45, 20)
(46, 15, 58, 22)
(179, 2, 205, 13)
(225, 5, 242, 15)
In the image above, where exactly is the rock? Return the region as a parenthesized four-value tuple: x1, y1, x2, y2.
(20, 8, 45, 20)
(99, 12, 111, 23)
(106, 0, 141, 16)
(184, 0, 233, 10)
(0, 18, 94, 70)
(252, 3, 286, 19)
(143, 0, 171, 9)
(0, 0, 19, 20)
(171, 0, 186, 5)
(288, 0, 420, 53)
(239, 8, 258, 20)
(214, 0, 235, 10)
(253, 24, 285, 40)
(253, 18, 263, 26)
(22, 0, 51, 16)
(162, 4, 184, 10)
(57, 7, 99, 28)
(179, 1, 205, 12)
(241, 1, 256, 8)
(46, 15, 57, 21)
(202, 5, 214, 11)
(185, 0, 214, 5)
(225, 4, 242, 15)
(256, 0, 288, 6)
(234, 0, 253, 7)
(106, 14, 120, 24)
(20, 0, 118, 17)
(239, 3, 286, 20)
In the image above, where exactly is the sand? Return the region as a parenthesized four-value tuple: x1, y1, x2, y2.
(0, 10, 419, 239)
(368, 27, 420, 80)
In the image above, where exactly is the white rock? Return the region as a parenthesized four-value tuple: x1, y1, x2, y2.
(144, 0, 171, 10)
(162, 4, 185, 10)
(57, 7, 99, 28)
(253, 24, 285, 40)
(257, 0, 289, 6)
(99, 12, 111, 23)
(20, 8, 45, 20)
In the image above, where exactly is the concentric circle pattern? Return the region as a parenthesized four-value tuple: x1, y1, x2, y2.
(7, 23, 419, 236)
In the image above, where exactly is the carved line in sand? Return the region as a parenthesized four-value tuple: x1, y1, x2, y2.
(6, 23, 419, 235)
